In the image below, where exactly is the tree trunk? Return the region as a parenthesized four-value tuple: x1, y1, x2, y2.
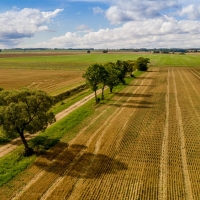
(101, 86, 105, 100)
(19, 131, 34, 156)
(110, 86, 113, 93)
(94, 90, 98, 104)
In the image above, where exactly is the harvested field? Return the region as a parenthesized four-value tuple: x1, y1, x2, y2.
(0, 52, 86, 58)
(0, 67, 200, 199)
(0, 69, 84, 94)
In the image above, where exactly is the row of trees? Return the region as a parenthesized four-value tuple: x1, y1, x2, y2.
(0, 57, 149, 156)
(83, 57, 150, 103)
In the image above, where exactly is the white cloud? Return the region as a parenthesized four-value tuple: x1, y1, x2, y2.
(178, 4, 200, 20)
(105, 0, 179, 24)
(76, 24, 93, 32)
(23, 15, 200, 49)
(93, 6, 104, 15)
(0, 8, 63, 48)
(3, 0, 200, 49)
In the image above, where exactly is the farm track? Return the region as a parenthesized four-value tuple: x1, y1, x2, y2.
(0, 88, 103, 158)
(0, 67, 200, 199)
(158, 68, 169, 200)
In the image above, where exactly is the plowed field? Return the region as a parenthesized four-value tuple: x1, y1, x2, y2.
(0, 67, 200, 199)
(0, 69, 84, 94)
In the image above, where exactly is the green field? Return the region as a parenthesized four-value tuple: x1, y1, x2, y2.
(1, 52, 200, 70)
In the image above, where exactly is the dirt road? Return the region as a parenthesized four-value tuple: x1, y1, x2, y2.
(0, 89, 102, 158)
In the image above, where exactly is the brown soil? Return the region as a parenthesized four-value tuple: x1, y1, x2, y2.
(0, 67, 200, 199)
(0, 69, 84, 93)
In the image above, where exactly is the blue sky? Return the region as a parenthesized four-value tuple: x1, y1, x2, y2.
(1, 0, 200, 49)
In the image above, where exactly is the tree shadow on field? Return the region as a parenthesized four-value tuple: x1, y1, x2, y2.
(131, 84, 155, 86)
(34, 143, 128, 179)
(115, 92, 152, 98)
(135, 76, 154, 79)
(147, 70, 157, 72)
(109, 103, 151, 109)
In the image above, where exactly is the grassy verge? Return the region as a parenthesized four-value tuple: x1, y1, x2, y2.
(52, 88, 92, 115)
(0, 71, 143, 187)
(0, 127, 17, 146)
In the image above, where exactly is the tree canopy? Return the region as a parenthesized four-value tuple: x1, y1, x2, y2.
(104, 62, 121, 93)
(83, 57, 150, 103)
(0, 88, 55, 156)
(135, 57, 150, 71)
(82, 63, 104, 103)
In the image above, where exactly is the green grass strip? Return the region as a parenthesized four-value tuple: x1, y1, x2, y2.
(0, 71, 143, 187)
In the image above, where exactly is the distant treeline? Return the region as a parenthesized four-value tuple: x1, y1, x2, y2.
(1, 48, 200, 53)
(120, 48, 200, 53)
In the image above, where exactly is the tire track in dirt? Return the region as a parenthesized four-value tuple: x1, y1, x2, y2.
(182, 69, 200, 100)
(158, 68, 169, 200)
(11, 105, 113, 200)
(10, 74, 146, 200)
(178, 69, 200, 122)
(189, 69, 200, 80)
(191, 69, 200, 76)
(172, 69, 194, 200)
(11, 111, 107, 200)
(176, 68, 200, 199)
(65, 73, 156, 200)
(78, 69, 161, 200)
(40, 76, 149, 200)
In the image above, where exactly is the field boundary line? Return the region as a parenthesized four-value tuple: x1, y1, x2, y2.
(172, 69, 194, 200)
(158, 68, 169, 200)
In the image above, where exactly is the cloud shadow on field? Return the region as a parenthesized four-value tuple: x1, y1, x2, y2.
(34, 143, 128, 179)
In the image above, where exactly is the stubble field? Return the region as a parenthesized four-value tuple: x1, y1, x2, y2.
(1, 51, 200, 94)
(0, 65, 200, 199)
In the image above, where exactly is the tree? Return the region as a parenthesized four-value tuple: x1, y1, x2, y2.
(104, 62, 121, 93)
(125, 60, 135, 76)
(83, 64, 103, 103)
(115, 60, 129, 84)
(0, 88, 55, 156)
(99, 66, 108, 100)
(135, 57, 150, 71)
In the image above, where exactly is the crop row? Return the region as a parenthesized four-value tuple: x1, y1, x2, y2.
(1, 67, 200, 199)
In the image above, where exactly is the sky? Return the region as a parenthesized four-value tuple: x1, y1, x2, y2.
(1, 0, 200, 49)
